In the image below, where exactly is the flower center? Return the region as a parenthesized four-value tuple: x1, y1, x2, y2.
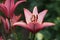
(31, 15, 38, 22)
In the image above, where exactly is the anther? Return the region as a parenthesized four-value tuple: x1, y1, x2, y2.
(31, 15, 38, 22)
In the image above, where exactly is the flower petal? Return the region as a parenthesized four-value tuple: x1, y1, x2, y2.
(4, 0, 11, 11)
(14, 14, 21, 22)
(15, 0, 26, 10)
(24, 8, 32, 24)
(5, 0, 14, 8)
(38, 10, 48, 24)
(10, 0, 25, 18)
(0, 4, 8, 17)
(12, 14, 21, 22)
(0, 16, 10, 33)
(42, 22, 55, 27)
(5, 18, 10, 31)
(11, 0, 14, 7)
(0, 16, 5, 25)
(33, 6, 38, 15)
(27, 23, 43, 33)
(13, 21, 27, 28)
(10, 14, 21, 25)
(9, 0, 15, 18)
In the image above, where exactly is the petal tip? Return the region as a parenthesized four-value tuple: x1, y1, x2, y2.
(23, 0, 26, 2)
(33, 6, 37, 10)
(52, 23, 55, 26)
(24, 8, 29, 12)
(24, 8, 27, 12)
(34, 6, 37, 8)
(49, 22, 55, 26)
(24, 8, 26, 10)
(43, 9, 48, 12)
(20, 0, 26, 2)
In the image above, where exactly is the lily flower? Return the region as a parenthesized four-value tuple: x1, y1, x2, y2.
(0, 0, 26, 18)
(0, 16, 10, 33)
(13, 6, 55, 33)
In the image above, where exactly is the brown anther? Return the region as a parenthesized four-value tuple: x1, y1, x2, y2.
(31, 15, 38, 22)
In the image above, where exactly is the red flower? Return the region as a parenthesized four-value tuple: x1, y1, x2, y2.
(13, 6, 55, 33)
(0, 0, 26, 18)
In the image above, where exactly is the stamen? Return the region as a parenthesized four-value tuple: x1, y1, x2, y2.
(31, 15, 38, 22)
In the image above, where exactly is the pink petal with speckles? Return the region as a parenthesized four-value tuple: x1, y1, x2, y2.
(42, 22, 55, 28)
(24, 8, 32, 24)
(33, 6, 38, 15)
(38, 10, 48, 24)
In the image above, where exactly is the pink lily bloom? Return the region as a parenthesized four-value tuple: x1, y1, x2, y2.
(0, 16, 10, 33)
(13, 6, 55, 33)
(0, 0, 26, 18)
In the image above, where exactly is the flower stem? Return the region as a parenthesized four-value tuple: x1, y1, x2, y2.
(10, 27, 18, 40)
(1, 28, 6, 40)
(8, 18, 18, 40)
(2, 32, 6, 40)
(30, 33, 36, 40)
(1, 24, 6, 40)
(32, 34, 35, 40)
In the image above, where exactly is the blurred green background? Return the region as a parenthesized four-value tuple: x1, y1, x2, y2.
(0, 0, 60, 40)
